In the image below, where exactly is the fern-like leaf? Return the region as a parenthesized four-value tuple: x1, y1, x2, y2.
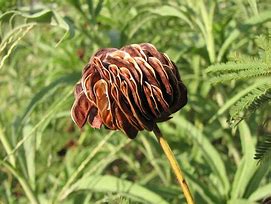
(206, 34, 271, 84)
(207, 35, 271, 124)
(207, 63, 270, 84)
(255, 134, 271, 163)
(207, 34, 271, 164)
(206, 61, 268, 72)
(229, 81, 271, 124)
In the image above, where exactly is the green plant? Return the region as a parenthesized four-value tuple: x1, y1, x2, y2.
(206, 35, 271, 163)
(255, 134, 271, 164)
(206, 35, 271, 123)
(0, 0, 270, 203)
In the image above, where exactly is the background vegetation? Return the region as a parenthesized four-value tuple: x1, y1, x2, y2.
(0, 0, 270, 203)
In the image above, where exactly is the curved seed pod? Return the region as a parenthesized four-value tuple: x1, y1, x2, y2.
(71, 43, 187, 138)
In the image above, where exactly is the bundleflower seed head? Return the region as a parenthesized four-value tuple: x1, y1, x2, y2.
(71, 43, 187, 138)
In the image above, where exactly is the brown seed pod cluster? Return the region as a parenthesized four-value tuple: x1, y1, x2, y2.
(71, 43, 187, 138)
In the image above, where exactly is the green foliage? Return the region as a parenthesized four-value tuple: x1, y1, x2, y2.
(206, 35, 271, 162)
(206, 35, 271, 84)
(62, 175, 170, 204)
(206, 62, 270, 83)
(229, 81, 271, 123)
(255, 134, 271, 164)
(0, 0, 270, 203)
(0, 9, 74, 69)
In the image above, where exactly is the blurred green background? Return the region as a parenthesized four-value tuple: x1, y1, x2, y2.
(0, 0, 270, 203)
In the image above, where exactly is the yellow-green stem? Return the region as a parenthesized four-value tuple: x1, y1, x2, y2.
(153, 125, 194, 204)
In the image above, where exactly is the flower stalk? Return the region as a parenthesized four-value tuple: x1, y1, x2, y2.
(153, 125, 194, 204)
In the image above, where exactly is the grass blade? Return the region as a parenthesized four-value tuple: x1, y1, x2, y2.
(231, 122, 257, 199)
(1, 161, 39, 204)
(64, 175, 170, 204)
(58, 131, 114, 199)
(175, 116, 230, 197)
(248, 183, 271, 201)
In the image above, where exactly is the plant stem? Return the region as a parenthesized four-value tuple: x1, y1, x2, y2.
(153, 125, 194, 204)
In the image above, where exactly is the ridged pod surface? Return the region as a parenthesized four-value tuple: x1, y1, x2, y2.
(71, 43, 187, 138)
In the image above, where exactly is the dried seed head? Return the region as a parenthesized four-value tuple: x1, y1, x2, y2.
(71, 43, 187, 138)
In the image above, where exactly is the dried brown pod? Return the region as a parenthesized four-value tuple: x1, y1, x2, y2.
(71, 43, 187, 139)
(70, 43, 194, 204)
